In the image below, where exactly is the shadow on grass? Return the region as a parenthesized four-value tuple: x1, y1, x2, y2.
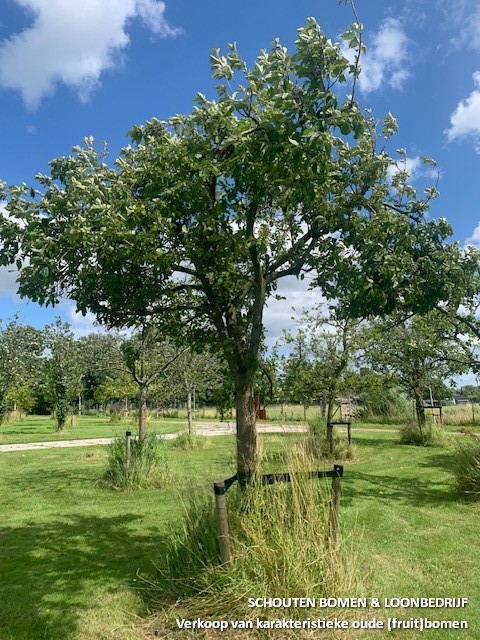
(0, 511, 165, 640)
(343, 452, 455, 506)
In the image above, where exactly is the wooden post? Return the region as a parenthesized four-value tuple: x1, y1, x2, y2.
(213, 481, 231, 565)
(125, 431, 132, 470)
(329, 465, 343, 545)
(347, 422, 351, 445)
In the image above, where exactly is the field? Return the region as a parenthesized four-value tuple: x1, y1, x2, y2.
(0, 416, 479, 639)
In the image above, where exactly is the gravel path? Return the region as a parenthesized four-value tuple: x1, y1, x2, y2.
(0, 422, 403, 453)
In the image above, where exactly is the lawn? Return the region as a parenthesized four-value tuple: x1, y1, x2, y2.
(0, 429, 478, 639)
(0, 414, 187, 445)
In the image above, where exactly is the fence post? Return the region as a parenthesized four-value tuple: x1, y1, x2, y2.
(329, 465, 343, 545)
(347, 422, 351, 445)
(125, 431, 132, 470)
(214, 481, 232, 565)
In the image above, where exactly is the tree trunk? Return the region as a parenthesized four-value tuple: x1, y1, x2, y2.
(414, 390, 426, 434)
(0, 396, 7, 426)
(320, 397, 326, 420)
(187, 391, 193, 436)
(138, 384, 147, 442)
(234, 374, 257, 480)
(326, 397, 335, 454)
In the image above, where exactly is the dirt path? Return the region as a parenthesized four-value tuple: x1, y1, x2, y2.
(0, 422, 401, 453)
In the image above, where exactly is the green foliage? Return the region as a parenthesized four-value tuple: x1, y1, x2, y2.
(356, 375, 411, 421)
(0, 317, 44, 424)
(99, 434, 170, 490)
(363, 312, 471, 428)
(0, 18, 470, 474)
(452, 436, 480, 500)
(43, 318, 83, 431)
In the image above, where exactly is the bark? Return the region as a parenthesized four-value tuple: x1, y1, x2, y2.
(234, 374, 257, 479)
(187, 391, 193, 436)
(138, 384, 147, 442)
(326, 396, 336, 454)
(414, 389, 426, 435)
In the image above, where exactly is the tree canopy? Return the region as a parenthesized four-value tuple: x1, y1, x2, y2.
(0, 18, 472, 475)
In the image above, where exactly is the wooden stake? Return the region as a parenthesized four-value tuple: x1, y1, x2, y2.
(125, 431, 132, 470)
(214, 481, 231, 565)
(329, 465, 342, 545)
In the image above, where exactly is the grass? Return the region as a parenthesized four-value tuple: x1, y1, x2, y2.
(0, 426, 479, 638)
(3, 406, 480, 447)
(0, 414, 187, 444)
(451, 435, 480, 500)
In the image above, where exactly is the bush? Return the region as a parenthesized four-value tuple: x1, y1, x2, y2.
(148, 450, 357, 629)
(399, 422, 448, 447)
(452, 436, 480, 500)
(172, 432, 209, 450)
(98, 433, 170, 490)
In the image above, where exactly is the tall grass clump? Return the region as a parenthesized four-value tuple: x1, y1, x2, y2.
(307, 420, 356, 461)
(149, 449, 357, 629)
(172, 432, 209, 450)
(98, 433, 170, 490)
(399, 422, 449, 447)
(452, 436, 480, 500)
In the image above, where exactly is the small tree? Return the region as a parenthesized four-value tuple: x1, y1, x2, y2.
(121, 324, 184, 440)
(43, 319, 83, 431)
(169, 347, 224, 435)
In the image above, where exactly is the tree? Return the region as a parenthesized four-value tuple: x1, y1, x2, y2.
(0, 19, 468, 478)
(77, 332, 128, 413)
(362, 313, 471, 432)
(0, 318, 44, 424)
(121, 324, 183, 440)
(43, 319, 83, 431)
(281, 330, 317, 420)
(169, 347, 224, 435)
(282, 308, 360, 450)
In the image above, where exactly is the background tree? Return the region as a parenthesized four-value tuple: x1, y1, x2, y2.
(77, 332, 127, 414)
(0, 19, 469, 478)
(121, 324, 183, 440)
(281, 330, 317, 421)
(362, 312, 471, 432)
(43, 319, 83, 431)
(169, 347, 224, 435)
(0, 318, 44, 424)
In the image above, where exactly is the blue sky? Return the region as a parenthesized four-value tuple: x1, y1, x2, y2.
(0, 0, 480, 341)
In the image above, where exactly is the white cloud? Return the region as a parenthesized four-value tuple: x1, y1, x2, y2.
(342, 18, 410, 94)
(263, 276, 327, 346)
(58, 301, 100, 337)
(446, 72, 480, 151)
(0, 0, 181, 108)
(0, 266, 22, 301)
(449, 2, 480, 52)
(387, 155, 438, 182)
(465, 221, 480, 248)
